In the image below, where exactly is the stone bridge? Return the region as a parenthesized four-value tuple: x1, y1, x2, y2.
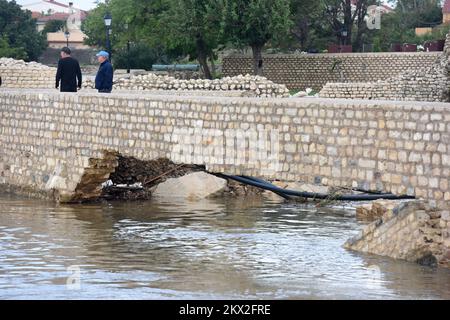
(0, 89, 449, 207)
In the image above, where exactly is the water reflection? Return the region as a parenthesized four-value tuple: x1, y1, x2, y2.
(0, 193, 449, 300)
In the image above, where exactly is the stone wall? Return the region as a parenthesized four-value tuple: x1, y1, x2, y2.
(1, 90, 450, 207)
(318, 65, 448, 101)
(346, 200, 450, 268)
(320, 32, 450, 102)
(39, 48, 98, 66)
(319, 61, 449, 102)
(222, 52, 442, 91)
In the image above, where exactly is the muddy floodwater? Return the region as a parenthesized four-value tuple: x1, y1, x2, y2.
(0, 193, 449, 300)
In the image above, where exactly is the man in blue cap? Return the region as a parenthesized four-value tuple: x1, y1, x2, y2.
(95, 51, 114, 93)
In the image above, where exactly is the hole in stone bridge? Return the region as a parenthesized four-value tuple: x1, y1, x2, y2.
(71, 152, 263, 203)
(100, 156, 204, 201)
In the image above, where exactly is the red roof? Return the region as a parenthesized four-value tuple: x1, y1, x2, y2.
(32, 11, 87, 23)
(33, 12, 70, 22)
(444, 0, 450, 13)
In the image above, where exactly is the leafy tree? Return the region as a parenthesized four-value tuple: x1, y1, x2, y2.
(0, 0, 47, 61)
(389, 0, 443, 28)
(81, 2, 112, 48)
(81, 1, 173, 57)
(42, 19, 65, 34)
(113, 42, 170, 70)
(224, 0, 293, 75)
(320, 0, 377, 51)
(290, 0, 323, 51)
(160, 0, 224, 79)
(368, 0, 445, 51)
(0, 35, 27, 59)
(82, 0, 224, 78)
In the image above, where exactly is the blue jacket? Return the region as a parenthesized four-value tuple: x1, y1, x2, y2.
(95, 60, 114, 92)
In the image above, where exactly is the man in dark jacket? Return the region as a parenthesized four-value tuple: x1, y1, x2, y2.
(55, 47, 82, 92)
(95, 51, 114, 93)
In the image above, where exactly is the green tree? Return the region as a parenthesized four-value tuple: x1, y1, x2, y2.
(42, 20, 65, 34)
(160, 0, 224, 79)
(81, 2, 112, 48)
(0, 0, 47, 61)
(320, 0, 377, 51)
(224, 0, 293, 75)
(290, 0, 323, 51)
(0, 35, 27, 59)
(386, 0, 442, 29)
(81, 0, 172, 57)
(82, 0, 224, 78)
(113, 42, 170, 70)
(368, 0, 445, 51)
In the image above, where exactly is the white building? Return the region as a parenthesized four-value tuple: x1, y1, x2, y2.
(21, 0, 81, 14)
(22, 1, 90, 49)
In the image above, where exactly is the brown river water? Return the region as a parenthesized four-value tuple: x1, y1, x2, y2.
(0, 193, 449, 300)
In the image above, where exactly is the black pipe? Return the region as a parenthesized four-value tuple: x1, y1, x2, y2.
(243, 175, 392, 197)
(240, 175, 292, 200)
(215, 173, 415, 202)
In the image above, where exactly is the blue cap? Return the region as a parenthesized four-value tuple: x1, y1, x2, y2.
(96, 51, 109, 58)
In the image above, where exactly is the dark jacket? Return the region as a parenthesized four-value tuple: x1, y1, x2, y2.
(95, 60, 114, 93)
(56, 57, 82, 92)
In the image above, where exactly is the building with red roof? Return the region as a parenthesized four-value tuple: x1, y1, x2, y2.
(33, 12, 71, 31)
(22, 1, 90, 49)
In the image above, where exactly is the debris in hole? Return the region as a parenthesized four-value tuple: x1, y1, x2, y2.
(101, 157, 203, 201)
(226, 179, 264, 196)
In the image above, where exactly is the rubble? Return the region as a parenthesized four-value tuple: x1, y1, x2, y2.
(83, 73, 290, 98)
(0, 58, 56, 89)
(0, 57, 54, 70)
(151, 172, 228, 200)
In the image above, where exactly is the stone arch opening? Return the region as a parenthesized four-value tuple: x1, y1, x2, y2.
(68, 151, 262, 203)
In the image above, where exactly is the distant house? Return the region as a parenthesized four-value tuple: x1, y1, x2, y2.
(416, 0, 450, 36)
(23, 1, 89, 49)
(444, 0, 450, 24)
(32, 12, 71, 32)
(22, 0, 73, 13)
